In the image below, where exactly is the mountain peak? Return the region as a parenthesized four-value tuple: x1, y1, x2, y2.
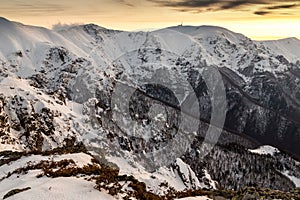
(278, 37, 300, 42)
(0, 17, 10, 23)
(166, 25, 233, 33)
(162, 24, 247, 44)
(165, 24, 239, 36)
(173, 24, 228, 29)
(0, 17, 13, 27)
(83, 23, 107, 29)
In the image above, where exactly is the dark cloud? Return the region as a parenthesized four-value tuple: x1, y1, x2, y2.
(254, 3, 298, 15)
(149, 0, 256, 10)
(266, 4, 297, 10)
(220, 1, 261, 9)
(254, 11, 271, 15)
(148, 0, 265, 10)
(148, 0, 299, 13)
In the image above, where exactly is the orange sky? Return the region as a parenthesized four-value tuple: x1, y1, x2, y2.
(1, 0, 300, 40)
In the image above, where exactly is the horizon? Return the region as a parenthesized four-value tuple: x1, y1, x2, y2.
(1, 16, 299, 41)
(0, 0, 299, 40)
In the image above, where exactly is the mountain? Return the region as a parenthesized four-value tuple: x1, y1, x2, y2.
(0, 17, 300, 199)
(262, 37, 300, 63)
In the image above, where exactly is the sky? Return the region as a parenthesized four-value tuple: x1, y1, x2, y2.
(0, 0, 300, 40)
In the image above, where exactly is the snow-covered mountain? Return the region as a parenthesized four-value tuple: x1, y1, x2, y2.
(1, 17, 300, 199)
(262, 37, 300, 63)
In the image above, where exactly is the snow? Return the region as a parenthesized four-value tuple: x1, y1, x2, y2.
(0, 20, 284, 122)
(175, 158, 201, 189)
(248, 145, 279, 156)
(152, 28, 196, 56)
(262, 37, 300, 63)
(107, 156, 200, 194)
(0, 153, 93, 180)
(0, 152, 212, 199)
(0, 152, 115, 200)
(203, 170, 217, 189)
(0, 18, 87, 78)
(0, 144, 20, 152)
(166, 25, 245, 43)
(0, 17, 296, 94)
(52, 153, 93, 168)
(282, 171, 300, 187)
(0, 174, 114, 200)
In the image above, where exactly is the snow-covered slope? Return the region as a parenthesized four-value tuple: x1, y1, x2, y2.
(261, 37, 300, 63)
(0, 152, 115, 200)
(4, 177, 115, 200)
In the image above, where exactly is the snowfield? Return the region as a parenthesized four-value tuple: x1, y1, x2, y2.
(1, 176, 115, 200)
(0, 152, 116, 200)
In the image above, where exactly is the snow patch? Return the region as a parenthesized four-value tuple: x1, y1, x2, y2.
(248, 145, 279, 156)
(282, 171, 300, 187)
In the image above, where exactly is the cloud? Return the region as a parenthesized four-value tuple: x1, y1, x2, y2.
(148, 0, 299, 13)
(115, 0, 135, 7)
(52, 22, 83, 31)
(254, 11, 271, 15)
(148, 0, 264, 10)
(0, 2, 68, 15)
(266, 4, 297, 10)
(254, 3, 298, 15)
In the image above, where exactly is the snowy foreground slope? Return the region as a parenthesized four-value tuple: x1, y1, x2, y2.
(1, 17, 300, 199)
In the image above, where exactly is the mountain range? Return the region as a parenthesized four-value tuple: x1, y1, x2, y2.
(0, 17, 300, 199)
